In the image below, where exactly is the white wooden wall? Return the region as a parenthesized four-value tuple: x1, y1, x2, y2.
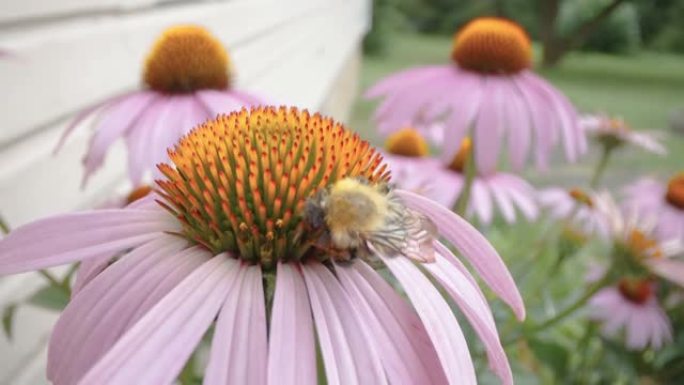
(0, 0, 370, 383)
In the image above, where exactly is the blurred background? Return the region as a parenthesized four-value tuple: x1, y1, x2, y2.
(0, 0, 683, 384)
(354, 0, 684, 187)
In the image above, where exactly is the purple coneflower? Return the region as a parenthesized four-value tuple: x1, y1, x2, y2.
(622, 174, 684, 240)
(366, 17, 585, 174)
(581, 114, 666, 155)
(589, 278, 672, 350)
(56, 25, 264, 186)
(0, 107, 524, 385)
(383, 129, 538, 225)
(538, 187, 610, 238)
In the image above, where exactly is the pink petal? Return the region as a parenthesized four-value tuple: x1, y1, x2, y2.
(0, 208, 178, 275)
(196, 89, 256, 116)
(395, 189, 525, 319)
(335, 260, 446, 385)
(125, 97, 174, 184)
(471, 179, 494, 225)
(77, 254, 238, 385)
(648, 258, 684, 288)
(488, 178, 516, 223)
(424, 247, 512, 385)
(267, 263, 316, 385)
(81, 91, 158, 185)
(205, 264, 267, 385)
(71, 252, 114, 296)
(350, 260, 448, 383)
(48, 236, 202, 384)
(513, 75, 554, 171)
(364, 66, 447, 99)
(502, 79, 531, 170)
(473, 77, 503, 175)
(55, 91, 136, 153)
(379, 254, 477, 385)
(301, 263, 388, 385)
(439, 76, 483, 164)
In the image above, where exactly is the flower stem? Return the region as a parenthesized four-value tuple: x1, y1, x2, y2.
(0, 215, 9, 235)
(589, 145, 613, 189)
(454, 145, 476, 216)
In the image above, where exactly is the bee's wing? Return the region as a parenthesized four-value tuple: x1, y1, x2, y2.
(367, 207, 437, 263)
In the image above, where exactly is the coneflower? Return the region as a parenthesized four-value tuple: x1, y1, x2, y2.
(1, 107, 523, 385)
(56, 25, 264, 186)
(366, 17, 585, 174)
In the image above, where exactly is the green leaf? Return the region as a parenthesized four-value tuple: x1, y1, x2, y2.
(2, 304, 17, 340)
(28, 285, 70, 311)
(528, 337, 570, 378)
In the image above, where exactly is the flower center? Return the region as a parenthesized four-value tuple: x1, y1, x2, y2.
(384, 128, 429, 157)
(451, 17, 532, 74)
(156, 106, 389, 269)
(618, 278, 653, 305)
(568, 188, 593, 208)
(626, 230, 663, 261)
(126, 185, 153, 204)
(665, 173, 684, 210)
(143, 25, 230, 93)
(448, 138, 472, 173)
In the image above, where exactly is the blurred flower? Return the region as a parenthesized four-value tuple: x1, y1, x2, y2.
(366, 17, 585, 175)
(384, 130, 538, 225)
(600, 192, 684, 288)
(0, 107, 523, 385)
(56, 25, 264, 186)
(538, 187, 610, 238)
(581, 114, 666, 155)
(589, 278, 672, 350)
(622, 174, 684, 240)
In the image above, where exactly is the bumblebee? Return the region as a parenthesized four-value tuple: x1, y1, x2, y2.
(304, 177, 436, 263)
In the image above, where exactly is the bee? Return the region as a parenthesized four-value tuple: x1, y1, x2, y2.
(304, 177, 436, 263)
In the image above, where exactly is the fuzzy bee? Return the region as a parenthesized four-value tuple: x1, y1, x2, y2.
(304, 177, 437, 263)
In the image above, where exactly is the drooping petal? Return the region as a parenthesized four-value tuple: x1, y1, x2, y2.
(0, 208, 178, 275)
(205, 264, 267, 385)
(81, 91, 158, 185)
(126, 97, 175, 184)
(502, 78, 531, 170)
(647, 258, 684, 288)
(395, 189, 525, 319)
(380, 254, 477, 385)
(473, 77, 503, 175)
(335, 260, 446, 385)
(488, 178, 516, 223)
(71, 252, 115, 296)
(267, 263, 316, 385)
(77, 254, 238, 385)
(196, 89, 258, 116)
(48, 236, 205, 385)
(301, 263, 388, 385)
(424, 245, 512, 385)
(471, 179, 494, 225)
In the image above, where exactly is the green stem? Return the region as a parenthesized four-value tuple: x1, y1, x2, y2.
(589, 145, 613, 189)
(178, 354, 197, 385)
(37, 270, 69, 294)
(0, 215, 9, 235)
(454, 145, 476, 216)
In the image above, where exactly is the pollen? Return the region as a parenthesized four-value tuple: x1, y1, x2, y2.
(448, 137, 472, 173)
(618, 278, 653, 305)
(665, 173, 684, 210)
(568, 188, 594, 208)
(126, 185, 153, 204)
(326, 178, 388, 234)
(143, 25, 230, 93)
(451, 17, 532, 74)
(156, 106, 389, 269)
(626, 230, 663, 260)
(385, 128, 429, 157)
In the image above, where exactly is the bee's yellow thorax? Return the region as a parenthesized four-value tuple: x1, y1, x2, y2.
(326, 179, 388, 234)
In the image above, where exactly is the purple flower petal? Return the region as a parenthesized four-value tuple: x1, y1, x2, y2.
(77, 254, 238, 385)
(267, 263, 317, 385)
(0, 208, 178, 275)
(301, 263, 388, 385)
(205, 264, 267, 385)
(395, 189, 525, 319)
(380, 254, 477, 385)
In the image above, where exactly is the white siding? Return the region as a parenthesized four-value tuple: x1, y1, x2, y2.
(0, 0, 369, 383)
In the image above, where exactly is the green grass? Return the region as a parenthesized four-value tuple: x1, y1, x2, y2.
(349, 33, 684, 187)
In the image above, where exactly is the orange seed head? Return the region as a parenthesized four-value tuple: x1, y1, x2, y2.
(384, 128, 429, 157)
